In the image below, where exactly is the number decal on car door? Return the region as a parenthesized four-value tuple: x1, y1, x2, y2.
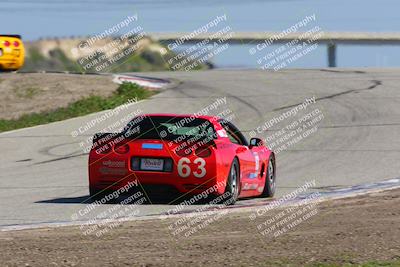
(177, 157, 206, 178)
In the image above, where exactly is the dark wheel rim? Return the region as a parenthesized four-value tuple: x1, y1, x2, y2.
(230, 163, 239, 199)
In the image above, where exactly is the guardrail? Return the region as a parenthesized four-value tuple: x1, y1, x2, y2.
(150, 32, 400, 67)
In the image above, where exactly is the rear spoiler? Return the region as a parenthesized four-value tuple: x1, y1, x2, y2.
(0, 35, 22, 39)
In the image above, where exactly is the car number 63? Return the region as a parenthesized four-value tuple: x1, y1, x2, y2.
(177, 157, 206, 178)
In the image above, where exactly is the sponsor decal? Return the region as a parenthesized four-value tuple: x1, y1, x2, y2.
(243, 183, 258, 190)
(99, 167, 127, 175)
(249, 173, 258, 179)
(253, 152, 260, 174)
(102, 160, 125, 168)
(142, 143, 163, 150)
(248, 152, 260, 179)
(217, 129, 228, 138)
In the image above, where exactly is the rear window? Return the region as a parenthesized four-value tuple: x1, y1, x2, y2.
(122, 116, 216, 141)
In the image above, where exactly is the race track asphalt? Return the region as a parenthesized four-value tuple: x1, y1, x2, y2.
(0, 69, 399, 228)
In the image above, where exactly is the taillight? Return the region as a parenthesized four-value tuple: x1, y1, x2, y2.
(114, 143, 130, 154)
(13, 41, 19, 47)
(195, 147, 212, 158)
(175, 147, 192, 157)
(4, 41, 10, 47)
(164, 158, 173, 172)
(131, 157, 140, 170)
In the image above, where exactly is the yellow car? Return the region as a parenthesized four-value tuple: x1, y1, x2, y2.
(0, 35, 25, 71)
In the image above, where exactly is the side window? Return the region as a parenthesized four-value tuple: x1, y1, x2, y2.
(218, 119, 249, 146)
(226, 130, 241, 145)
(221, 123, 242, 145)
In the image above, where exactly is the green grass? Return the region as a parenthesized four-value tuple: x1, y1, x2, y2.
(307, 259, 400, 267)
(0, 82, 156, 132)
(50, 48, 84, 72)
(267, 258, 400, 267)
(27, 47, 46, 62)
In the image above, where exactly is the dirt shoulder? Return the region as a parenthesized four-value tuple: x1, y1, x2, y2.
(0, 73, 118, 120)
(1, 189, 400, 267)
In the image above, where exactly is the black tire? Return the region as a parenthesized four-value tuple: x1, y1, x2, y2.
(260, 155, 276, 197)
(223, 158, 240, 205)
(89, 186, 106, 201)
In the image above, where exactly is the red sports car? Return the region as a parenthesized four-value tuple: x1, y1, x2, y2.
(88, 114, 276, 204)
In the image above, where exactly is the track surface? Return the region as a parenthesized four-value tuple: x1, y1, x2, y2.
(0, 69, 399, 227)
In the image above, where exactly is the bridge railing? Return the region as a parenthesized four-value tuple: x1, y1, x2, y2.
(150, 32, 400, 67)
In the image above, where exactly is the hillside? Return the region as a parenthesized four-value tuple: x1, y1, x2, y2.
(21, 36, 211, 73)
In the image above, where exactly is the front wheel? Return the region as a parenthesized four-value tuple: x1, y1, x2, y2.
(260, 155, 276, 197)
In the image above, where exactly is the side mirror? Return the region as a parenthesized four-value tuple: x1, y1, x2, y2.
(249, 137, 264, 148)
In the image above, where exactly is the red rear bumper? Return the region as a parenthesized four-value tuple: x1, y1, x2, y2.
(88, 153, 225, 196)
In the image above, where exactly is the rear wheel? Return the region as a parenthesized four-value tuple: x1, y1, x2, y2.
(260, 155, 276, 197)
(89, 186, 106, 201)
(224, 158, 240, 205)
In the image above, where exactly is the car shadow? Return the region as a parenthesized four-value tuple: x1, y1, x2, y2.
(35, 192, 216, 205)
(36, 195, 96, 204)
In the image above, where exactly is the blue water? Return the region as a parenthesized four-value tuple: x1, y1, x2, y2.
(1, 0, 400, 68)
